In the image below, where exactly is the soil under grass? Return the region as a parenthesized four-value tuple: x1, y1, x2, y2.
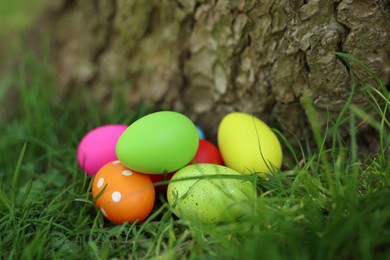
(0, 52, 389, 259)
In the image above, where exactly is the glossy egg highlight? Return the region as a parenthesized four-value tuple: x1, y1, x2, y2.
(167, 164, 256, 224)
(218, 112, 282, 176)
(116, 111, 199, 174)
(77, 124, 128, 176)
(92, 161, 155, 224)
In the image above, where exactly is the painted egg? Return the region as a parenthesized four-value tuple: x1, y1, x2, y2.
(218, 112, 282, 176)
(190, 139, 223, 165)
(196, 125, 205, 139)
(167, 164, 256, 224)
(150, 139, 223, 194)
(116, 111, 199, 174)
(149, 172, 176, 194)
(92, 161, 155, 224)
(77, 124, 128, 176)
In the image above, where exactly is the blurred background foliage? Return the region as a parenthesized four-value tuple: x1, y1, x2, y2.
(0, 0, 47, 120)
(0, 0, 47, 63)
(0, 0, 46, 35)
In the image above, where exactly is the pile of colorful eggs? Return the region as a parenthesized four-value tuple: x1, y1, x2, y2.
(77, 111, 283, 224)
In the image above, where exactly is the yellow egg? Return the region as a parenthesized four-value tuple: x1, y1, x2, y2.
(218, 112, 282, 176)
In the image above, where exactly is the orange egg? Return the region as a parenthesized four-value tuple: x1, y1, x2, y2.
(92, 160, 155, 224)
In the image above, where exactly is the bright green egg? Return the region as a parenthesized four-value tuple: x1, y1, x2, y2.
(116, 111, 198, 174)
(167, 164, 256, 224)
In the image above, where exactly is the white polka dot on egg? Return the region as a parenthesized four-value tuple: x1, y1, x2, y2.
(122, 170, 133, 176)
(112, 160, 121, 164)
(97, 178, 104, 188)
(112, 191, 121, 202)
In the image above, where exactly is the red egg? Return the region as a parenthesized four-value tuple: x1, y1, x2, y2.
(150, 172, 176, 194)
(190, 139, 224, 165)
(150, 140, 223, 194)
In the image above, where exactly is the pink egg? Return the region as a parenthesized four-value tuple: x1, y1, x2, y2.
(77, 124, 128, 176)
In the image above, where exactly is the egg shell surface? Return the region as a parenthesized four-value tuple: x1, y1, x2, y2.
(116, 111, 199, 174)
(149, 172, 176, 194)
(92, 161, 155, 224)
(196, 126, 205, 139)
(151, 139, 223, 194)
(167, 164, 256, 224)
(77, 124, 128, 176)
(190, 139, 224, 165)
(218, 112, 282, 176)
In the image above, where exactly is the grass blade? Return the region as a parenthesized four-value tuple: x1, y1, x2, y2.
(12, 142, 27, 202)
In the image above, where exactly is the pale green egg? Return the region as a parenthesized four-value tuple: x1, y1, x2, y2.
(167, 163, 256, 224)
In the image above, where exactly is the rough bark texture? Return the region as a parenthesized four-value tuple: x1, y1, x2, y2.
(44, 0, 390, 141)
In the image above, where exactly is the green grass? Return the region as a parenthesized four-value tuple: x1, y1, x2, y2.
(1, 50, 389, 259)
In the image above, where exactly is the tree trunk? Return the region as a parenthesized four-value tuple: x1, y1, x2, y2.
(44, 0, 390, 142)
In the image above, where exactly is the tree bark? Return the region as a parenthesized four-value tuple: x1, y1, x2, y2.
(44, 0, 390, 142)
